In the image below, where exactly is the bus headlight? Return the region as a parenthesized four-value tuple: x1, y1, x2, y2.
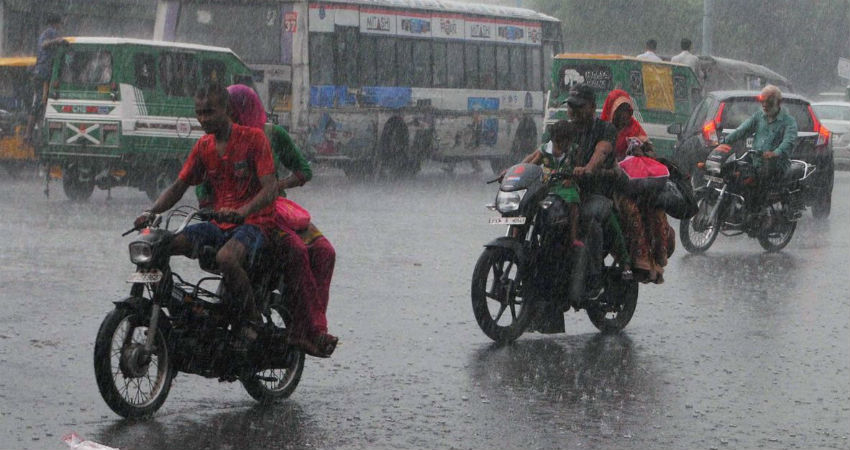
(129, 241, 153, 264)
(496, 189, 526, 213)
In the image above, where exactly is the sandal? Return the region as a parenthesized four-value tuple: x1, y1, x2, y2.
(289, 332, 338, 358)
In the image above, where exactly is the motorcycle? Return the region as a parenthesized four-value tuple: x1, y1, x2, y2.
(93, 206, 305, 418)
(680, 147, 814, 253)
(471, 163, 639, 344)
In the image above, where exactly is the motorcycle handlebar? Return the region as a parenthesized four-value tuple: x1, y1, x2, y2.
(124, 209, 244, 237)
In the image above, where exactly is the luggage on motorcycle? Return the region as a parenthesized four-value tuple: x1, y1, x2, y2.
(654, 159, 698, 220)
(274, 196, 311, 231)
(617, 155, 669, 194)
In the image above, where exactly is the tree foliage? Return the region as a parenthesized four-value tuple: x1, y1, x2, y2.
(533, 0, 850, 93)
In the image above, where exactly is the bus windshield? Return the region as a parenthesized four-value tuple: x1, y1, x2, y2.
(174, 4, 281, 64)
(60, 50, 112, 85)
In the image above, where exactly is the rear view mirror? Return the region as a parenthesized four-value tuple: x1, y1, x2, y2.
(667, 123, 683, 136)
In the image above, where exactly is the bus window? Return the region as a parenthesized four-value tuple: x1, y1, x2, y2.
(528, 47, 542, 91)
(376, 37, 396, 86)
(309, 33, 335, 86)
(359, 35, 376, 86)
(464, 44, 478, 89)
(61, 50, 113, 85)
(133, 53, 156, 90)
(397, 39, 413, 86)
(335, 27, 359, 88)
(496, 45, 510, 90)
(159, 53, 197, 97)
(479, 44, 496, 90)
(447, 42, 464, 88)
(412, 39, 431, 87)
(201, 59, 226, 84)
(432, 41, 447, 87)
(509, 46, 525, 90)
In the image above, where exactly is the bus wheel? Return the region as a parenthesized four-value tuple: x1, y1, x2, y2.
(492, 117, 537, 174)
(62, 163, 95, 202)
(378, 118, 417, 177)
(145, 163, 179, 202)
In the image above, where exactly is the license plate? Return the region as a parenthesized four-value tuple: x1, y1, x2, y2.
(705, 175, 724, 185)
(489, 217, 526, 225)
(127, 270, 162, 284)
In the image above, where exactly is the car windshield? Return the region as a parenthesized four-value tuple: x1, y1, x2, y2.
(720, 98, 814, 132)
(812, 104, 850, 121)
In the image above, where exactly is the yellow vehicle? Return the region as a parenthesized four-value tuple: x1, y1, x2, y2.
(0, 56, 36, 176)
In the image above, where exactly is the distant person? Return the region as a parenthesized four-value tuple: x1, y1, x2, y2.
(636, 39, 662, 62)
(671, 38, 700, 73)
(25, 13, 67, 142)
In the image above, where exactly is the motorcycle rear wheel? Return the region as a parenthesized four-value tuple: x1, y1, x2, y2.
(93, 307, 174, 418)
(471, 247, 533, 343)
(680, 191, 720, 254)
(241, 304, 305, 403)
(586, 272, 639, 332)
(757, 217, 796, 252)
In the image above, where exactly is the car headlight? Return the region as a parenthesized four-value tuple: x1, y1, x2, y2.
(129, 241, 153, 264)
(496, 189, 526, 213)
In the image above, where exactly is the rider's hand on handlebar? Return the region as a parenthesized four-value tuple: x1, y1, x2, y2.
(133, 211, 155, 229)
(763, 151, 777, 159)
(573, 166, 589, 177)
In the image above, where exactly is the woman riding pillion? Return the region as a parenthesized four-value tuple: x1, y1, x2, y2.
(196, 85, 338, 358)
(600, 89, 675, 283)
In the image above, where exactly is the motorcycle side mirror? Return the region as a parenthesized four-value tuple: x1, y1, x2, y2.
(667, 123, 683, 136)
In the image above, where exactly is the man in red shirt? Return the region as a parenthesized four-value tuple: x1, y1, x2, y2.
(134, 83, 277, 351)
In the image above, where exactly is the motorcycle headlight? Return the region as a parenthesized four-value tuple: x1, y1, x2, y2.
(129, 241, 153, 264)
(705, 159, 721, 174)
(496, 189, 526, 213)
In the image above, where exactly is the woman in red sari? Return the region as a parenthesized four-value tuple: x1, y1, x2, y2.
(601, 89, 674, 283)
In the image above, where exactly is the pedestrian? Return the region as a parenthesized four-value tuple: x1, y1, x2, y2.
(670, 38, 700, 73)
(25, 13, 67, 142)
(636, 39, 662, 62)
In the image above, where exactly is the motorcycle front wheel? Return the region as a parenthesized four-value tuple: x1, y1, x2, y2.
(93, 307, 174, 418)
(241, 304, 305, 403)
(586, 271, 639, 332)
(471, 247, 533, 343)
(680, 190, 721, 253)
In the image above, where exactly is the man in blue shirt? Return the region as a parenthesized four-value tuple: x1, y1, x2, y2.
(25, 14, 67, 142)
(723, 84, 798, 217)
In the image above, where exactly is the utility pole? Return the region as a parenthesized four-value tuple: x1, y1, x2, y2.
(703, 0, 713, 55)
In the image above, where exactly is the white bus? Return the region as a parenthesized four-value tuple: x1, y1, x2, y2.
(154, 0, 561, 176)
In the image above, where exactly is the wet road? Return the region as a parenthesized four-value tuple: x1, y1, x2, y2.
(1, 166, 848, 449)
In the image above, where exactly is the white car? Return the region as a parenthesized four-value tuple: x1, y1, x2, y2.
(812, 101, 850, 168)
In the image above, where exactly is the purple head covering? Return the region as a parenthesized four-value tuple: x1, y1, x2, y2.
(227, 84, 267, 130)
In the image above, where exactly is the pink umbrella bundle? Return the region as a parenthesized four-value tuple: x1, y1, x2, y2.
(617, 155, 669, 194)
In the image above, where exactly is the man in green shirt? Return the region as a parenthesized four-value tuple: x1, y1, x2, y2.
(723, 84, 798, 214)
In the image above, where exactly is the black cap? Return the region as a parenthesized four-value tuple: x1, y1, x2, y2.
(566, 84, 595, 108)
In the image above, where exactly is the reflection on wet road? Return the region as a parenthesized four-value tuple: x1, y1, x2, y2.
(0, 166, 847, 449)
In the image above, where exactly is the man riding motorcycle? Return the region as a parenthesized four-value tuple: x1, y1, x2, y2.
(720, 84, 798, 223)
(565, 84, 618, 298)
(134, 82, 278, 354)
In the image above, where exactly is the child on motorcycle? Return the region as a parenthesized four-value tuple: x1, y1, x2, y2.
(520, 120, 582, 248)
